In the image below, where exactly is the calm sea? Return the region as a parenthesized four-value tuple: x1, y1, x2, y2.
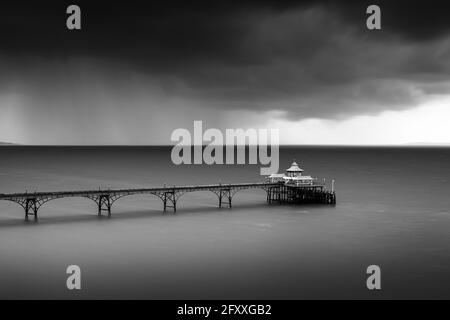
(0, 146, 449, 299)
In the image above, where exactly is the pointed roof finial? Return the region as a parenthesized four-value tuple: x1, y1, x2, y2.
(286, 160, 304, 172)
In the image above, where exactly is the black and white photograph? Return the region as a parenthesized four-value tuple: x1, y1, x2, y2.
(1, 0, 450, 305)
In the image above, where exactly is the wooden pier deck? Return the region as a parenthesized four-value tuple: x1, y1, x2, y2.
(0, 182, 336, 220)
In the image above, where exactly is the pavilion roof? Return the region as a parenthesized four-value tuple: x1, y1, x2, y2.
(286, 161, 304, 172)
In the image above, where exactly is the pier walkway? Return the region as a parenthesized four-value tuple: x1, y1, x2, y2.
(0, 182, 336, 220)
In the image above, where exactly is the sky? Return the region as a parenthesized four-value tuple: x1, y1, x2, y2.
(0, 0, 450, 145)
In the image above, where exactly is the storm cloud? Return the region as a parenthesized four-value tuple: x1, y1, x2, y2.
(1, 0, 450, 143)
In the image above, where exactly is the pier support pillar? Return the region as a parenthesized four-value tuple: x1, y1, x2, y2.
(218, 188, 232, 208)
(25, 198, 38, 221)
(98, 194, 112, 217)
(331, 192, 337, 205)
(163, 190, 177, 213)
(267, 187, 281, 205)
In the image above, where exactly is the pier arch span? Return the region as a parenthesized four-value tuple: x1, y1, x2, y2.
(174, 189, 223, 206)
(109, 192, 165, 205)
(229, 187, 271, 205)
(107, 192, 167, 212)
(32, 196, 99, 214)
(0, 195, 99, 220)
(0, 199, 29, 216)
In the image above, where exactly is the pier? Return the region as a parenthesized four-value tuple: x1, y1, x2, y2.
(0, 182, 336, 221)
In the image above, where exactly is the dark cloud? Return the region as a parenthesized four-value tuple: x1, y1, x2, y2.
(334, 0, 450, 41)
(1, 0, 450, 135)
(2, 1, 450, 55)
